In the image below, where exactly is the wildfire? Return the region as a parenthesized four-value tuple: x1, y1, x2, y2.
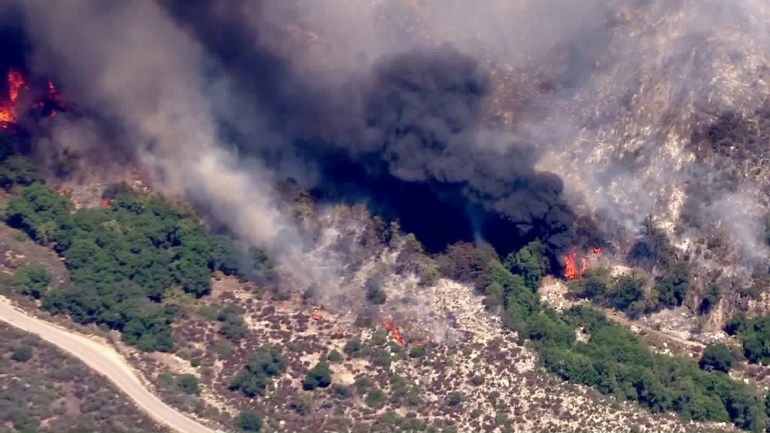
(593, 246, 602, 254)
(0, 69, 65, 127)
(382, 319, 406, 346)
(564, 247, 591, 280)
(564, 248, 579, 279)
(0, 69, 26, 125)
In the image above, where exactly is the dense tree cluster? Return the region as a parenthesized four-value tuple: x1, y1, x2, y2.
(12, 264, 50, 299)
(699, 344, 733, 373)
(726, 313, 770, 365)
(0, 133, 276, 353)
(229, 345, 287, 397)
(4, 176, 272, 352)
(541, 306, 765, 431)
(437, 239, 768, 431)
(571, 265, 688, 319)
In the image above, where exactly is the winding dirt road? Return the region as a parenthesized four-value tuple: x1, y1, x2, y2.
(0, 297, 218, 433)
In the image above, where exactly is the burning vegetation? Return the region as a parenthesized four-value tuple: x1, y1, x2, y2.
(563, 247, 593, 280)
(0, 68, 64, 128)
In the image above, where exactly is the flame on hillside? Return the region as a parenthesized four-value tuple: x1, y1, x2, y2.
(0, 69, 27, 125)
(0, 68, 65, 127)
(564, 247, 592, 280)
(382, 319, 406, 346)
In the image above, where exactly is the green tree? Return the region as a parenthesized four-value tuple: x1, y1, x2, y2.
(302, 361, 332, 390)
(229, 345, 287, 397)
(6, 182, 70, 244)
(699, 344, 733, 373)
(236, 409, 262, 433)
(655, 263, 689, 308)
(0, 155, 42, 189)
(209, 234, 241, 276)
(607, 275, 645, 311)
(13, 264, 50, 299)
(504, 240, 548, 290)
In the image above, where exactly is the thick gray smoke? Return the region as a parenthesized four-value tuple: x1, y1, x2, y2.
(8, 0, 770, 290)
(16, 0, 300, 259)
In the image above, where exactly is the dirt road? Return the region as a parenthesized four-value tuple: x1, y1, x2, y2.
(0, 297, 219, 433)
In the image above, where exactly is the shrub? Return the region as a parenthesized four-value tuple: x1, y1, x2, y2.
(327, 349, 344, 363)
(447, 391, 464, 407)
(11, 345, 32, 362)
(344, 338, 366, 357)
(229, 345, 287, 397)
(470, 375, 485, 386)
(366, 388, 386, 408)
(217, 303, 247, 343)
(176, 374, 200, 395)
(409, 346, 427, 359)
(332, 384, 351, 399)
(365, 277, 387, 305)
(302, 362, 332, 391)
(699, 344, 733, 373)
(13, 265, 50, 299)
(355, 376, 374, 393)
(236, 409, 262, 433)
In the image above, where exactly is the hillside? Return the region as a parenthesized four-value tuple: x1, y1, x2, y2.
(0, 321, 165, 433)
(6, 1, 770, 432)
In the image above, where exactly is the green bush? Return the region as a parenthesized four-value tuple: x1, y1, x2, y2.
(11, 345, 32, 362)
(331, 384, 351, 399)
(176, 374, 200, 395)
(229, 345, 287, 397)
(13, 265, 51, 299)
(699, 344, 733, 373)
(217, 304, 248, 343)
(365, 388, 386, 408)
(302, 362, 332, 390)
(409, 346, 427, 359)
(725, 314, 770, 365)
(236, 409, 262, 433)
(327, 349, 343, 363)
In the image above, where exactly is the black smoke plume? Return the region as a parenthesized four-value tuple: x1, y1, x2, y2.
(160, 2, 578, 261)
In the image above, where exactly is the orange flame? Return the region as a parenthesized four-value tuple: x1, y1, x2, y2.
(100, 198, 111, 209)
(0, 71, 65, 127)
(593, 246, 602, 254)
(0, 69, 27, 126)
(564, 248, 579, 280)
(7, 69, 26, 103)
(382, 319, 406, 346)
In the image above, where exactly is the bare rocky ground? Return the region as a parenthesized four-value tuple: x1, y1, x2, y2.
(118, 275, 736, 433)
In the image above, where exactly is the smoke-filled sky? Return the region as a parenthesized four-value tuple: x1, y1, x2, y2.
(4, 0, 770, 280)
